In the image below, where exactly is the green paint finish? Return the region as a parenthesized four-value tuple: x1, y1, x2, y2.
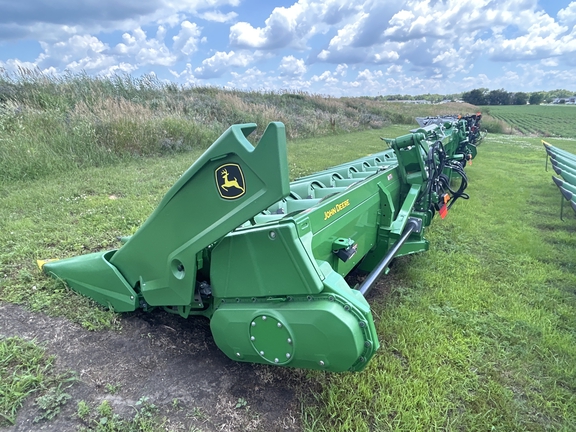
(553, 154, 576, 172)
(41, 117, 480, 372)
(43, 122, 290, 312)
(249, 315, 294, 365)
(111, 122, 290, 307)
(210, 222, 323, 299)
(210, 295, 372, 372)
(43, 250, 137, 312)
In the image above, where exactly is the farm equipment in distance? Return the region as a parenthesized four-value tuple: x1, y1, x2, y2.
(543, 140, 576, 217)
(39, 115, 483, 372)
(416, 113, 484, 148)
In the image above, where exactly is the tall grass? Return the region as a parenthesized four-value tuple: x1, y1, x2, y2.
(0, 69, 478, 183)
(478, 115, 510, 134)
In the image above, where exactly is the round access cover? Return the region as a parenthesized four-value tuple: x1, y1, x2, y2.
(249, 315, 294, 365)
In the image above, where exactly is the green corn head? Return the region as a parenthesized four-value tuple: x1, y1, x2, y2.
(40, 116, 482, 372)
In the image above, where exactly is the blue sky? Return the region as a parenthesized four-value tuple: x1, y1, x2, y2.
(0, 0, 575, 96)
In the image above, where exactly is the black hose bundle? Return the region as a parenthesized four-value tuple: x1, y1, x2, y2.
(418, 140, 469, 213)
(443, 160, 469, 209)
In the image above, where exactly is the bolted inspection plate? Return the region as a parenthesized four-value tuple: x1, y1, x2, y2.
(249, 315, 294, 365)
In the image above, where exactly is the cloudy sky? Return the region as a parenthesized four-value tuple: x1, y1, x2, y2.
(0, 0, 575, 96)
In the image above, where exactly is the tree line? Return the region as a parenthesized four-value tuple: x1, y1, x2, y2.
(461, 88, 575, 105)
(374, 89, 574, 105)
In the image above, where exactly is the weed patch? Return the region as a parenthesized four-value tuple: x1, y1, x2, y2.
(0, 336, 74, 426)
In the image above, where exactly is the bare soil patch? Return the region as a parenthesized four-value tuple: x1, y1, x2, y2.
(0, 303, 303, 431)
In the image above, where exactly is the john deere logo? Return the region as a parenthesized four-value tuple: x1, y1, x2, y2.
(215, 163, 246, 199)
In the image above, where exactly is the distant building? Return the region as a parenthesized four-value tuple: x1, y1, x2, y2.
(552, 97, 576, 104)
(389, 99, 432, 104)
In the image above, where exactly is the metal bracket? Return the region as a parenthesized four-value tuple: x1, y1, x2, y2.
(332, 238, 358, 262)
(407, 217, 423, 234)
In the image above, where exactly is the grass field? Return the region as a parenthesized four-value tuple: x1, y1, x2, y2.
(487, 105, 576, 138)
(3, 74, 575, 429)
(301, 133, 576, 431)
(1, 125, 576, 430)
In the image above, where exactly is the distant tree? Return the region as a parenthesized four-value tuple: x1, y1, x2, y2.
(547, 89, 574, 99)
(462, 89, 488, 105)
(529, 92, 544, 105)
(384, 94, 410, 101)
(417, 93, 446, 103)
(512, 92, 528, 105)
(488, 89, 512, 105)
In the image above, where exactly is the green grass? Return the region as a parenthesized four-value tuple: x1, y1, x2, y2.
(2, 121, 576, 430)
(486, 105, 576, 138)
(76, 397, 164, 431)
(302, 134, 576, 431)
(0, 148, 205, 329)
(0, 336, 61, 426)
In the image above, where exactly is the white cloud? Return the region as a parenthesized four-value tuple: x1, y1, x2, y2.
(0, 0, 238, 43)
(357, 69, 382, 81)
(229, 21, 271, 49)
(229, 68, 259, 87)
(311, 70, 338, 84)
(172, 21, 202, 56)
(34, 35, 120, 73)
(309, 0, 576, 81)
(373, 47, 400, 64)
(461, 73, 491, 90)
(30, 21, 202, 75)
(488, 15, 576, 62)
(225, 67, 307, 91)
(0, 59, 39, 72)
(278, 55, 306, 76)
(541, 58, 559, 67)
(1, 0, 576, 96)
(229, 0, 357, 50)
(335, 64, 347, 76)
(114, 27, 177, 66)
(229, 4, 304, 50)
(194, 50, 255, 78)
(558, 2, 576, 26)
(198, 10, 238, 23)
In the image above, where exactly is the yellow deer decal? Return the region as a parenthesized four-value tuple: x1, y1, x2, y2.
(220, 168, 245, 193)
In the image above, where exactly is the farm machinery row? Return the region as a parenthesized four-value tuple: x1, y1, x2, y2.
(544, 141, 576, 217)
(39, 114, 484, 372)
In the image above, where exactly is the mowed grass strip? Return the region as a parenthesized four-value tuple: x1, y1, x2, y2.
(301, 134, 576, 431)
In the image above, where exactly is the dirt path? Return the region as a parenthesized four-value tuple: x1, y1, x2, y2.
(0, 303, 303, 431)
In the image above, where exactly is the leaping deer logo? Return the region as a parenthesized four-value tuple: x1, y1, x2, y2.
(215, 163, 246, 199)
(220, 168, 245, 193)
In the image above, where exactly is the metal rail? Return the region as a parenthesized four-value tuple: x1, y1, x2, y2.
(358, 219, 420, 297)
